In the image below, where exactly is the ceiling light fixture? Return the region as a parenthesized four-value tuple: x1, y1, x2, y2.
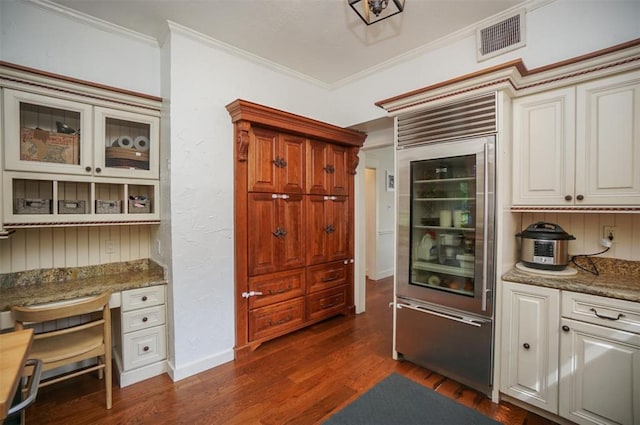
(348, 0, 405, 26)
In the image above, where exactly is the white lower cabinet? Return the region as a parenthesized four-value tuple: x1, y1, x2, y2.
(559, 292, 640, 425)
(501, 281, 560, 412)
(113, 285, 168, 387)
(501, 282, 640, 425)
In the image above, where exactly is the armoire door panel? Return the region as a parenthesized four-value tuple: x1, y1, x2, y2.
(248, 128, 279, 193)
(279, 133, 306, 194)
(329, 144, 349, 196)
(306, 195, 329, 265)
(306, 139, 329, 195)
(247, 193, 279, 276)
(328, 196, 349, 262)
(280, 194, 306, 270)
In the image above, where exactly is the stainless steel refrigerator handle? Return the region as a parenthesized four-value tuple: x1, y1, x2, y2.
(481, 142, 489, 312)
(396, 303, 483, 327)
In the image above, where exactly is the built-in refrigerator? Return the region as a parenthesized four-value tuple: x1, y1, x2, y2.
(394, 135, 496, 396)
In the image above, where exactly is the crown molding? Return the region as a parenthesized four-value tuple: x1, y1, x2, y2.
(376, 38, 640, 114)
(166, 21, 332, 90)
(29, 0, 159, 47)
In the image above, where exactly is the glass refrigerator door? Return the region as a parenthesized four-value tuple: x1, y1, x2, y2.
(409, 154, 478, 296)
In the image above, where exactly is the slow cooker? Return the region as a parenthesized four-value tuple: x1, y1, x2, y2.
(516, 222, 575, 271)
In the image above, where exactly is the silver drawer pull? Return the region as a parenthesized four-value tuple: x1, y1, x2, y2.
(590, 308, 625, 321)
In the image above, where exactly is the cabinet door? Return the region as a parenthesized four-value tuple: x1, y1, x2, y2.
(279, 194, 306, 270)
(306, 139, 330, 194)
(512, 87, 575, 205)
(3, 89, 93, 175)
(559, 318, 640, 425)
(248, 193, 279, 276)
(575, 72, 640, 205)
(278, 133, 305, 194)
(247, 193, 304, 276)
(328, 144, 349, 196)
(94, 107, 160, 179)
(306, 195, 349, 265)
(248, 128, 279, 193)
(500, 281, 560, 413)
(306, 141, 350, 196)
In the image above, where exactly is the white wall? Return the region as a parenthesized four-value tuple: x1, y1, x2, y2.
(0, 1, 161, 96)
(1, 0, 638, 383)
(365, 146, 395, 279)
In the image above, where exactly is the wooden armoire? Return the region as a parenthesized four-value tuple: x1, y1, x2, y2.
(226, 99, 366, 356)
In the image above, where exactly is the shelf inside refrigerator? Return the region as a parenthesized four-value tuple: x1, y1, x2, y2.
(414, 224, 475, 232)
(410, 266, 474, 297)
(412, 260, 474, 278)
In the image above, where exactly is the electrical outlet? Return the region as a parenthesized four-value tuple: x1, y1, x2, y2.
(603, 226, 616, 242)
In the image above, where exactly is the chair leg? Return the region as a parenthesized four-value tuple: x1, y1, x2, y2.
(105, 355, 112, 409)
(98, 357, 104, 380)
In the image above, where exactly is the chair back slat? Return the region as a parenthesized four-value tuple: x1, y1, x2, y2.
(12, 291, 111, 323)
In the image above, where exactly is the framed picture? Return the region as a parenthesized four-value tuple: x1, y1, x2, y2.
(386, 170, 395, 192)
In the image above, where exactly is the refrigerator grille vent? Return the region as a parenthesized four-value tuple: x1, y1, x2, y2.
(397, 93, 497, 147)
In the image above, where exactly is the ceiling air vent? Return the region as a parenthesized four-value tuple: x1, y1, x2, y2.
(476, 10, 525, 61)
(397, 93, 497, 147)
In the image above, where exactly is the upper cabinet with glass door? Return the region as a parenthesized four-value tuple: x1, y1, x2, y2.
(94, 107, 159, 179)
(3, 89, 93, 175)
(3, 89, 159, 180)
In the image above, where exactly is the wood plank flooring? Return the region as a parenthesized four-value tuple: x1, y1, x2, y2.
(23, 277, 558, 424)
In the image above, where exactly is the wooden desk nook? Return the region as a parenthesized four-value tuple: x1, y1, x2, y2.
(0, 329, 33, 420)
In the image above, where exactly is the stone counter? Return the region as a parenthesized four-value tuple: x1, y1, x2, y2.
(502, 257, 640, 303)
(0, 259, 167, 311)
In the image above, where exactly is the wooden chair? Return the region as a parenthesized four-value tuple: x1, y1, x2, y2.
(11, 291, 113, 409)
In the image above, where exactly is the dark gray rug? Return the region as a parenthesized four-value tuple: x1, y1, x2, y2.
(323, 373, 501, 425)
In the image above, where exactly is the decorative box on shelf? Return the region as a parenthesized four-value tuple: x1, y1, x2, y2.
(20, 127, 79, 165)
(96, 200, 122, 214)
(58, 200, 86, 214)
(128, 198, 150, 214)
(105, 146, 150, 171)
(14, 198, 52, 214)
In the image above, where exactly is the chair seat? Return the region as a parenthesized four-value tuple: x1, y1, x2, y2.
(31, 326, 104, 367)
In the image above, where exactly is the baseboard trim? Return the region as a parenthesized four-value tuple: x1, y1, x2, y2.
(168, 349, 234, 382)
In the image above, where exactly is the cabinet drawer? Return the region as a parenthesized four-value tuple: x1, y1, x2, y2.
(562, 291, 640, 334)
(249, 298, 304, 341)
(122, 324, 167, 370)
(122, 305, 166, 333)
(307, 285, 347, 322)
(248, 268, 305, 309)
(122, 286, 165, 312)
(307, 260, 348, 293)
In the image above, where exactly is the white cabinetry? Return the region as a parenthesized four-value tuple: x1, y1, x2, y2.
(113, 286, 168, 387)
(512, 70, 640, 206)
(500, 281, 560, 413)
(0, 63, 161, 227)
(559, 291, 640, 425)
(501, 283, 640, 425)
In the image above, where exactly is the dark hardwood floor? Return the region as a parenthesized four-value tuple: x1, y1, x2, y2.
(23, 277, 557, 424)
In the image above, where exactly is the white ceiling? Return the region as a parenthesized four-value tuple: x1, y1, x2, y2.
(50, 0, 527, 85)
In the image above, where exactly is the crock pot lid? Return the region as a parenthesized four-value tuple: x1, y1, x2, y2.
(518, 221, 576, 240)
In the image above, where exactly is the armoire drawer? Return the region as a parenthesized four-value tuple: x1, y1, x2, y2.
(249, 297, 304, 341)
(122, 324, 167, 370)
(306, 285, 347, 321)
(248, 268, 305, 309)
(121, 285, 165, 311)
(307, 260, 348, 293)
(122, 304, 166, 333)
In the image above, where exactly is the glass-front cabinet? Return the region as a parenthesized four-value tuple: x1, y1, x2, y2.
(1, 65, 161, 227)
(410, 154, 478, 297)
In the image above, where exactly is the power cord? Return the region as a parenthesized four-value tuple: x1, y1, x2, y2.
(569, 238, 612, 275)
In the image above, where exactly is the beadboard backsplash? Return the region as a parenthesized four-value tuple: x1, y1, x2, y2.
(516, 213, 640, 261)
(0, 225, 151, 273)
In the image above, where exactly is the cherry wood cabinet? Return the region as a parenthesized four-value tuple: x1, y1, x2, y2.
(306, 140, 349, 196)
(227, 99, 365, 355)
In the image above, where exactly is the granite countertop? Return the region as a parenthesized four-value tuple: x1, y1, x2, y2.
(0, 259, 167, 311)
(502, 257, 640, 303)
